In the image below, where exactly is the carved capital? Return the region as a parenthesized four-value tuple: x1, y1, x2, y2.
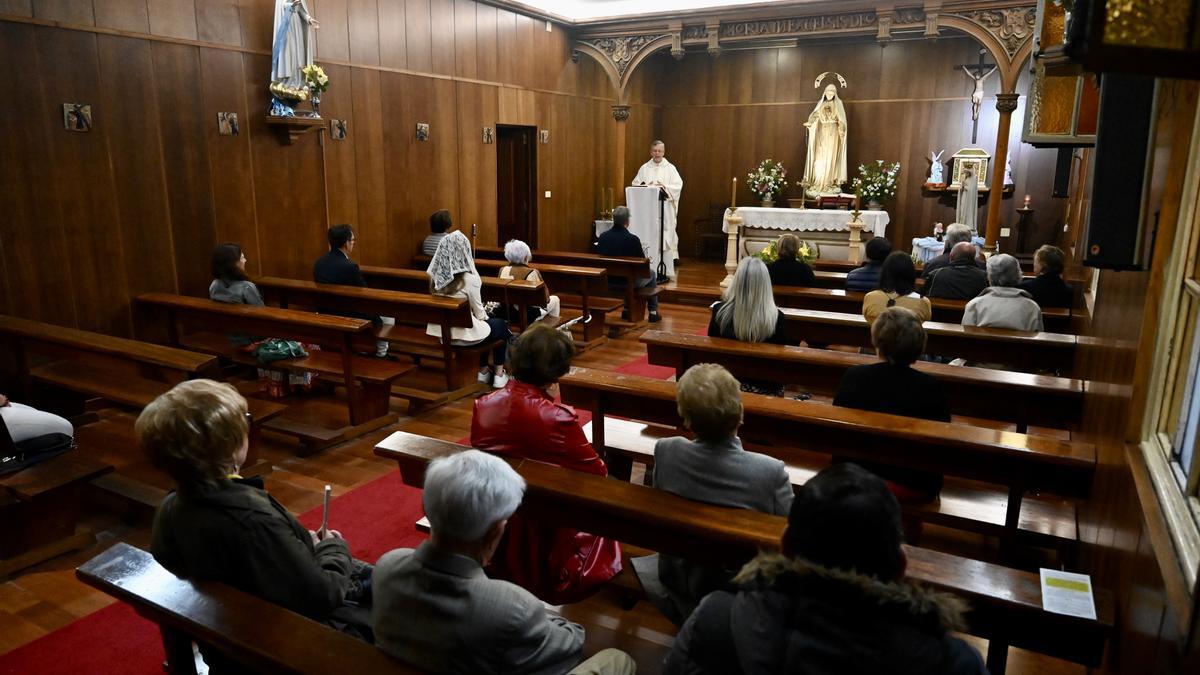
(957, 8, 1036, 57)
(995, 92, 1020, 114)
(877, 12, 893, 43)
(611, 105, 630, 122)
(706, 21, 721, 57)
(924, 12, 939, 37)
(670, 33, 684, 60)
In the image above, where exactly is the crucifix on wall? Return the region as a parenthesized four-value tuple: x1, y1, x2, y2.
(956, 48, 997, 144)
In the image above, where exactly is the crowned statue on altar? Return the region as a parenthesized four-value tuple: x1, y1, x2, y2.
(802, 84, 849, 197)
(270, 0, 320, 110)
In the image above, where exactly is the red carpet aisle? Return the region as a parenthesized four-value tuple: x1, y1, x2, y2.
(0, 475, 426, 675)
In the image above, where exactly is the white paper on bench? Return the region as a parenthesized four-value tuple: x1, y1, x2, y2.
(1039, 568, 1097, 620)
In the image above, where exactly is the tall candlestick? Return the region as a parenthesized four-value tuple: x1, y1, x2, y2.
(731, 177, 737, 207)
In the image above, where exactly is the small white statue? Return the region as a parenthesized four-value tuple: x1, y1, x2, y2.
(928, 149, 945, 185)
(1003, 156, 1015, 187)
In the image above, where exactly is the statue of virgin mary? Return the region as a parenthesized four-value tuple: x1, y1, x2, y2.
(271, 0, 319, 98)
(802, 84, 849, 196)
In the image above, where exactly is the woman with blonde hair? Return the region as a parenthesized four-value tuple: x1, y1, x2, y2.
(426, 231, 513, 387)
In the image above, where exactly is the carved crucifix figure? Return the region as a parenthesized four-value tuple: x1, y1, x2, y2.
(957, 49, 997, 144)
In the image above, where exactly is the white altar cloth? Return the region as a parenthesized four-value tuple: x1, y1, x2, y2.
(723, 207, 889, 238)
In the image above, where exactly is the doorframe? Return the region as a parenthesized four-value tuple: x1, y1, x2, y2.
(496, 124, 538, 248)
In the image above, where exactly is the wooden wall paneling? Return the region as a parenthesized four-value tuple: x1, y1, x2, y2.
(32, 0, 94, 24)
(321, 64, 359, 234)
(0, 22, 78, 328)
(0, 1, 31, 17)
(148, 0, 199, 40)
(404, 0, 432, 73)
(380, 71, 414, 263)
(38, 27, 131, 335)
(239, 0, 274, 52)
(773, 47, 801, 103)
(349, 67, 388, 266)
(242, 52, 328, 281)
(93, 0, 151, 33)
(474, 1, 497, 82)
(534, 92, 559, 247)
(346, 0, 380, 66)
(200, 47, 261, 273)
(428, 0, 455, 76)
(97, 35, 179, 338)
(377, 0, 406, 69)
(451, 0, 475, 79)
(454, 81, 498, 247)
(750, 49, 777, 104)
(314, 0, 351, 63)
(494, 7, 516, 85)
(425, 76, 461, 246)
(564, 94, 598, 252)
(152, 42, 219, 298)
(196, 0, 243, 46)
(497, 86, 534, 126)
(513, 11, 535, 89)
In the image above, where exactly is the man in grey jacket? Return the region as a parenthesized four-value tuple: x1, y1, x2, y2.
(963, 254, 1043, 332)
(372, 450, 634, 675)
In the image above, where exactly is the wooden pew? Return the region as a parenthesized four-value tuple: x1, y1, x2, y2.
(0, 420, 112, 576)
(138, 293, 410, 450)
(413, 255, 619, 346)
(375, 431, 1113, 675)
(639, 331, 1084, 432)
(663, 284, 1073, 333)
(780, 308, 1078, 375)
(79, 540, 673, 674)
(360, 265, 546, 332)
(252, 277, 495, 408)
(558, 368, 1095, 553)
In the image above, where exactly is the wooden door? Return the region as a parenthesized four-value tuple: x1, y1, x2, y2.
(497, 125, 537, 247)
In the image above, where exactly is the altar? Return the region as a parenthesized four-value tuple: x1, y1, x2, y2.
(722, 207, 890, 261)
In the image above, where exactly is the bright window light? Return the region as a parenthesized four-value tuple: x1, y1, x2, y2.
(514, 0, 801, 22)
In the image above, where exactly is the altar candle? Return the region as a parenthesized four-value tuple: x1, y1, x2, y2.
(731, 177, 737, 207)
(1023, 194, 1031, 208)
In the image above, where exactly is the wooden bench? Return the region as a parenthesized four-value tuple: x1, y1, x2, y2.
(252, 277, 494, 408)
(780, 308, 1079, 375)
(0, 419, 112, 576)
(138, 293, 410, 450)
(662, 284, 1073, 333)
(375, 431, 1113, 675)
(640, 331, 1084, 432)
(413, 255, 619, 347)
(79, 540, 673, 673)
(360, 265, 546, 332)
(558, 368, 1095, 554)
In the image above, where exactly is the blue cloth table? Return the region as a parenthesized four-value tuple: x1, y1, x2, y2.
(911, 235, 985, 263)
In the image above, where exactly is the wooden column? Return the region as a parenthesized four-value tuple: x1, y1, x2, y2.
(984, 93, 1020, 253)
(612, 105, 630, 199)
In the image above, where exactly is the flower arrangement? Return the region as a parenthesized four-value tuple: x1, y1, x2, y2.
(303, 64, 330, 94)
(747, 159, 788, 201)
(753, 238, 815, 266)
(851, 160, 901, 204)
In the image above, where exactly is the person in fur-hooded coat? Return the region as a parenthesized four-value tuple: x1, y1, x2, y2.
(663, 463, 988, 675)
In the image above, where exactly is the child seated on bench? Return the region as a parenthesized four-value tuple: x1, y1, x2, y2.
(140, 380, 373, 665)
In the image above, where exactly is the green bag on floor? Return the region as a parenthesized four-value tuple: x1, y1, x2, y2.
(252, 339, 307, 365)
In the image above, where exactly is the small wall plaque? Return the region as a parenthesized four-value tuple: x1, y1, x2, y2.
(331, 119, 347, 140)
(416, 122, 430, 141)
(539, 129, 550, 144)
(63, 103, 92, 132)
(217, 112, 239, 136)
(482, 127, 494, 144)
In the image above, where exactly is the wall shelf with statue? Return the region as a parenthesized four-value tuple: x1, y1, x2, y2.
(264, 115, 325, 144)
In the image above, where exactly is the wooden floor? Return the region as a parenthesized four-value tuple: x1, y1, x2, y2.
(0, 259, 1082, 674)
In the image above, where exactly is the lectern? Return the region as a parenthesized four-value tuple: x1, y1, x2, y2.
(626, 186, 674, 279)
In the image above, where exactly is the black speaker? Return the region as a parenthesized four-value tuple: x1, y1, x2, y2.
(1052, 148, 1073, 198)
(1083, 74, 1158, 271)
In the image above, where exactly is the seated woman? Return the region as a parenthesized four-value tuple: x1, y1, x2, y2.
(833, 307, 950, 502)
(426, 231, 513, 388)
(964, 253, 1043, 332)
(766, 234, 816, 287)
(709, 256, 790, 395)
(1019, 244, 1074, 309)
(210, 243, 315, 398)
(863, 251, 932, 325)
(1, 394, 73, 471)
(470, 323, 621, 604)
(497, 239, 561, 325)
(142, 379, 372, 662)
(633, 364, 792, 625)
(422, 209, 452, 257)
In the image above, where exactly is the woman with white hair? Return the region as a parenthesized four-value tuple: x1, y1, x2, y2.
(372, 450, 635, 675)
(497, 239, 561, 325)
(708, 256, 792, 394)
(962, 253, 1043, 332)
(427, 231, 513, 387)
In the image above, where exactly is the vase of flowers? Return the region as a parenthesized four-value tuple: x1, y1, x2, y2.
(851, 160, 900, 210)
(753, 238, 816, 266)
(747, 159, 787, 208)
(302, 64, 330, 117)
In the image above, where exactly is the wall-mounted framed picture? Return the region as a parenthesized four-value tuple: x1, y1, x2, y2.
(217, 112, 239, 136)
(416, 123, 430, 141)
(63, 103, 92, 132)
(331, 119, 347, 140)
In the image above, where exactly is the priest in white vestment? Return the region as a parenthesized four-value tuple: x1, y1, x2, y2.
(632, 141, 683, 271)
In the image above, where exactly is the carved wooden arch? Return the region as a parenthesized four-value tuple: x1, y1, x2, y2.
(936, 15, 1029, 94)
(574, 34, 675, 106)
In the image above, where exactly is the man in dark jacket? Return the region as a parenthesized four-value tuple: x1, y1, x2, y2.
(846, 237, 891, 292)
(1018, 244, 1074, 309)
(597, 206, 661, 322)
(663, 463, 988, 675)
(921, 224, 984, 282)
(925, 241, 988, 300)
(313, 224, 390, 357)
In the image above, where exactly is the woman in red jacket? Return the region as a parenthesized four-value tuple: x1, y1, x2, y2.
(470, 323, 622, 604)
